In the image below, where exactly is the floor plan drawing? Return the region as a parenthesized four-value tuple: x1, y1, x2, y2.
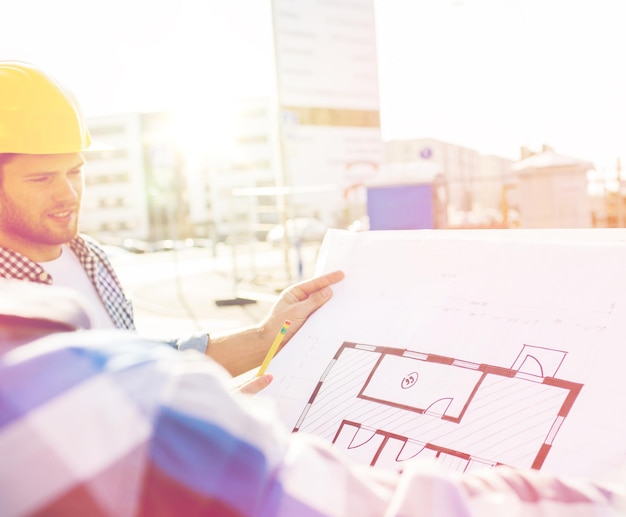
(294, 341, 583, 473)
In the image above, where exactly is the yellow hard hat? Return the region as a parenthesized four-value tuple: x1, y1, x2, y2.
(0, 61, 92, 154)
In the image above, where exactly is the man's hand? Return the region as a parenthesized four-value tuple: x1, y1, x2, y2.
(206, 270, 345, 377)
(261, 270, 345, 351)
(234, 373, 273, 395)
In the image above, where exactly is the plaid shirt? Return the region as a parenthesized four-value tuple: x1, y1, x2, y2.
(1, 331, 623, 517)
(0, 234, 135, 330)
(0, 237, 208, 352)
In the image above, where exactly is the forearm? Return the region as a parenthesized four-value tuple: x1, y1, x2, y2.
(249, 434, 626, 517)
(275, 451, 626, 517)
(171, 326, 271, 377)
(205, 325, 270, 376)
(389, 462, 626, 517)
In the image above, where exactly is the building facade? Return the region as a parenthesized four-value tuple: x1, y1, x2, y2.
(83, 112, 199, 244)
(81, 113, 149, 243)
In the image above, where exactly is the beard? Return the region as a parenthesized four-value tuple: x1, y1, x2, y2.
(0, 193, 80, 249)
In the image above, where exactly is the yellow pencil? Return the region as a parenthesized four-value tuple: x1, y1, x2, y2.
(257, 320, 292, 376)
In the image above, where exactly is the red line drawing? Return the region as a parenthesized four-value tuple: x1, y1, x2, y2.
(294, 342, 583, 473)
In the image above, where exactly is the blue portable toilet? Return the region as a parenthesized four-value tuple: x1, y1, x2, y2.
(366, 163, 445, 230)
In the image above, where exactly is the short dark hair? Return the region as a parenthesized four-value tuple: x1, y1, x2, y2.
(0, 153, 18, 183)
(0, 153, 17, 166)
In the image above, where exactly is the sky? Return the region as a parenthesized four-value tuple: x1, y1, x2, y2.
(2, 0, 625, 171)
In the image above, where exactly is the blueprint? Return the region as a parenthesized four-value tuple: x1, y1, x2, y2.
(261, 229, 626, 481)
(295, 342, 580, 473)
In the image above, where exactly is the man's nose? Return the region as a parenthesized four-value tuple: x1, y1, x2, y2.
(52, 175, 80, 201)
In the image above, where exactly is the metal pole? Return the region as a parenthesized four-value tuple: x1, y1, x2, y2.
(269, 0, 293, 284)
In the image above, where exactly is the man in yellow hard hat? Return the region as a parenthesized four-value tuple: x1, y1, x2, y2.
(0, 61, 344, 380)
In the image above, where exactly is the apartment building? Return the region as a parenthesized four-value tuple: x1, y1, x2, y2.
(81, 113, 149, 243)
(83, 112, 210, 244)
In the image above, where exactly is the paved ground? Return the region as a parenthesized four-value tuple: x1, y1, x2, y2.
(107, 240, 323, 341)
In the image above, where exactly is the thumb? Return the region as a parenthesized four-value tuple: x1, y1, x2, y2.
(237, 373, 274, 395)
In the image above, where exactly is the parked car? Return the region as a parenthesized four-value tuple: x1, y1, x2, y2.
(119, 238, 154, 254)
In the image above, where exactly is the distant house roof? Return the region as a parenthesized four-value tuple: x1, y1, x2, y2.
(513, 150, 594, 172)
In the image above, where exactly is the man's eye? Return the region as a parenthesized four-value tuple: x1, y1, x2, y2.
(28, 177, 49, 183)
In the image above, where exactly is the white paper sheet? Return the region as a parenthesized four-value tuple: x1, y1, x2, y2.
(260, 229, 626, 481)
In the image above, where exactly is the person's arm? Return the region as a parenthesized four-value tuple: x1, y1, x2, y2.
(389, 461, 625, 516)
(205, 270, 345, 376)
